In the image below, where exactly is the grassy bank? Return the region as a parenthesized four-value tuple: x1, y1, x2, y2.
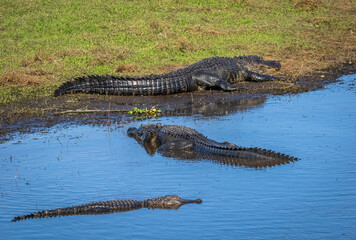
(0, 0, 355, 105)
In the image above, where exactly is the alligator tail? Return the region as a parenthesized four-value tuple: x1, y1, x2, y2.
(245, 147, 298, 162)
(11, 205, 114, 222)
(12, 208, 67, 222)
(54, 74, 189, 96)
(12, 199, 145, 222)
(54, 75, 130, 96)
(207, 145, 298, 167)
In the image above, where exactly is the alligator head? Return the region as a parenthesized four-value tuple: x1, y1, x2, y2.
(127, 126, 144, 141)
(234, 55, 281, 72)
(127, 125, 161, 155)
(145, 195, 202, 210)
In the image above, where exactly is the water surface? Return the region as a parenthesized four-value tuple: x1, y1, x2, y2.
(1, 74, 355, 239)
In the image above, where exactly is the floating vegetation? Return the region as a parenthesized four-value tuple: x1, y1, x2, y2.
(128, 107, 162, 118)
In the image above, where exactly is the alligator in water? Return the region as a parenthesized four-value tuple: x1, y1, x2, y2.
(12, 195, 202, 222)
(127, 124, 298, 168)
(54, 55, 281, 96)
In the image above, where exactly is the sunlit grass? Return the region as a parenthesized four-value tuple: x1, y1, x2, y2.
(0, 0, 354, 104)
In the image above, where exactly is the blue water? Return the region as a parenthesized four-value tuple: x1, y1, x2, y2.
(1, 75, 355, 239)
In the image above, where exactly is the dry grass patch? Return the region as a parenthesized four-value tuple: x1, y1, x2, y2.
(115, 64, 138, 73)
(155, 64, 186, 74)
(0, 69, 49, 87)
(20, 52, 55, 67)
(155, 38, 196, 53)
(292, 0, 320, 11)
(149, 20, 171, 34)
(90, 46, 131, 66)
(174, 38, 196, 52)
(186, 25, 224, 36)
(56, 49, 89, 58)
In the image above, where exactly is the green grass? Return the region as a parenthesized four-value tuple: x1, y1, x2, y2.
(0, 0, 355, 104)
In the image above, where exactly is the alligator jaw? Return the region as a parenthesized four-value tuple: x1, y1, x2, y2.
(261, 60, 281, 70)
(178, 198, 203, 205)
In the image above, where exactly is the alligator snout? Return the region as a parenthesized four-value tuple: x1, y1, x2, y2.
(127, 127, 138, 136)
(263, 60, 281, 70)
(184, 198, 203, 204)
(162, 196, 203, 209)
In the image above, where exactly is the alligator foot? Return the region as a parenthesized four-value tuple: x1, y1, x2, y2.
(248, 72, 281, 82)
(192, 71, 239, 91)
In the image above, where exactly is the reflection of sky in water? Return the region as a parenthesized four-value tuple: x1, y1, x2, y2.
(0, 74, 355, 239)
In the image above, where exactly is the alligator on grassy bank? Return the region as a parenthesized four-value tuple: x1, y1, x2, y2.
(128, 124, 298, 168)
(54, 55, 281, 96)
(12, 195, 202, 222)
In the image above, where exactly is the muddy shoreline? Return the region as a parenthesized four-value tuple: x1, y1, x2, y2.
(1, 61, 355, 143)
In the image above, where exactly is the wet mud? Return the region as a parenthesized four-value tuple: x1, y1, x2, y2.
(0, 61, 355, 143)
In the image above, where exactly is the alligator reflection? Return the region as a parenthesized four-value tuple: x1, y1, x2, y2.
(64, 96, 267, 129)
(128, 124, 298, 169)
(163, 96, 266, 117)
(12, 195, 202, 222)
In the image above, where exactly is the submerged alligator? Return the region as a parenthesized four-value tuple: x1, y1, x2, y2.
(128, 124, 298, 168)
(12, 195, 202, 222)
(54, 55, 281, 96)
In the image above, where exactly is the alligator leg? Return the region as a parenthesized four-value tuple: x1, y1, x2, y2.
(157, 140, 194, 152)
(192, 71, 239, 91)
(141, 130, 161, 155)
(260, 60, 281, 70)
(247, 71, 280, 82)
(157, 140, 195, 159)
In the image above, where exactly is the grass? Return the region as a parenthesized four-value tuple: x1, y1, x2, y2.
(0, 0, 355, 104)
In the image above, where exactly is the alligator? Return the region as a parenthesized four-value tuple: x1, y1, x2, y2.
(12, 195, 202, 222)
(54, 55, 281, 96)
(127, 124, 298, 168)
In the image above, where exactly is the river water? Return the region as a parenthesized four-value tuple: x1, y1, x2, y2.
(1, 74, 355, 239)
